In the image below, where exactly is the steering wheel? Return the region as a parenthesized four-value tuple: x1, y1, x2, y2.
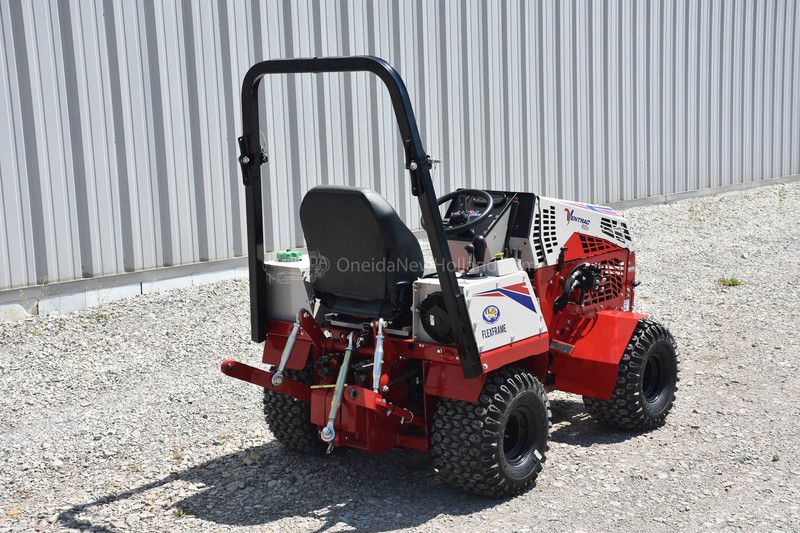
(436, 189, 495, 236)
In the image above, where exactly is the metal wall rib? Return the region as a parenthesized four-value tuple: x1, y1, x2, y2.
(1, 0, 798, 292)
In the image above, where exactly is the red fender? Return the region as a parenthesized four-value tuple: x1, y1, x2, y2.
(425, 333, 550, 403)
(550, 310, 648, 400)
(425, 363, 486, 403)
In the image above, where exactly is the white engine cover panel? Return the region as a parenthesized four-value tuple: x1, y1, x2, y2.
(413, 268, 546, 353)
(535, 197, 635, 266)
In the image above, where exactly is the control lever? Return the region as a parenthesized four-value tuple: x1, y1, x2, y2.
(471, 235, 487, 265)
(464, 243, 475, 271)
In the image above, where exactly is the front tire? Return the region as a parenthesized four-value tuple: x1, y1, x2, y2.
(430, 366, 550, 497)
(583, 319, 679, 430)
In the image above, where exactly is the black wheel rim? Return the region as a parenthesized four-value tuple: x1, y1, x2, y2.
(503, 405, 537, 466)
(642, 349, 668, 403)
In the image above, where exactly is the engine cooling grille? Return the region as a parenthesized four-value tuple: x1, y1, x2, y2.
(585, 258, 625, 306)
(533, 205, 558, 263)
(600, 218, 632, 244)
(579, 234, 617, 255)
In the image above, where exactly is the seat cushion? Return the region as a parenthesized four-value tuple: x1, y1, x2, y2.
(300, 186, 423, 317)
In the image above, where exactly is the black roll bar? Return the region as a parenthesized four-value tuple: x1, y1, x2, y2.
(237, 55, 482, 379)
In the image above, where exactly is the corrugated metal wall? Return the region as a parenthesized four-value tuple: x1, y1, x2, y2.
(1, 0, 799, 292)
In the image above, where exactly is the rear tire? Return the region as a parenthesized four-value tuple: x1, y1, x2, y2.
(583, 319, 679, 430)
(263, 362, 322, 453)
(430, 366, 550, 497)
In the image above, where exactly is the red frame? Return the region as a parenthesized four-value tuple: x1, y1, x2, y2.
(223, 237, 643, 454)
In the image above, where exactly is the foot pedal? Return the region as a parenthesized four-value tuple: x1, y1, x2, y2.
(549, 340, 575, 355)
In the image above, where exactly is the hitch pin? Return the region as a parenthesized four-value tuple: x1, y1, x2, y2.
(320, 331, 355, 447)
(400, 412, 414, 425)
(272, 311, 302, 387)
(372, 318, 386, 394)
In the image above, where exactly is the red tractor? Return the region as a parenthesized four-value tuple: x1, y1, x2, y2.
(223, 56, 679, 497)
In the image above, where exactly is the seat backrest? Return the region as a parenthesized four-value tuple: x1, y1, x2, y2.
(300, 186, 424, 317)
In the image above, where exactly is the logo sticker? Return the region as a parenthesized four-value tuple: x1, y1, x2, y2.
(482, 305, 500, 324)
(564, 208, 591, 226)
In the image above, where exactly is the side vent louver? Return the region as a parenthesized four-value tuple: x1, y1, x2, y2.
(533, 205, 558, 263)
(600, 217, 632, 244)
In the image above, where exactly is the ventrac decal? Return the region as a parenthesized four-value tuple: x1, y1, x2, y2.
(475, 282, 537, 313)
(563, 201, 619, 216)
(564, 208, 591, 226)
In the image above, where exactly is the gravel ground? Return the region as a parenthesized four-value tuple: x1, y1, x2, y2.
(1, 182, 799, 532)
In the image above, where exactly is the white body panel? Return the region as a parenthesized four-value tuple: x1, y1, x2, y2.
(531, 197, 635, 267)
(413, 259, 546, 352)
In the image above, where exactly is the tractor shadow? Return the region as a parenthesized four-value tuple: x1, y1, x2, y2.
(56, 402, 639, 532)
(548, 398, 638, 447)
(57, 442, 493, 532)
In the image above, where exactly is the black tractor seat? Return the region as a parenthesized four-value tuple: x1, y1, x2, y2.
(300, 186, 424, 320)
